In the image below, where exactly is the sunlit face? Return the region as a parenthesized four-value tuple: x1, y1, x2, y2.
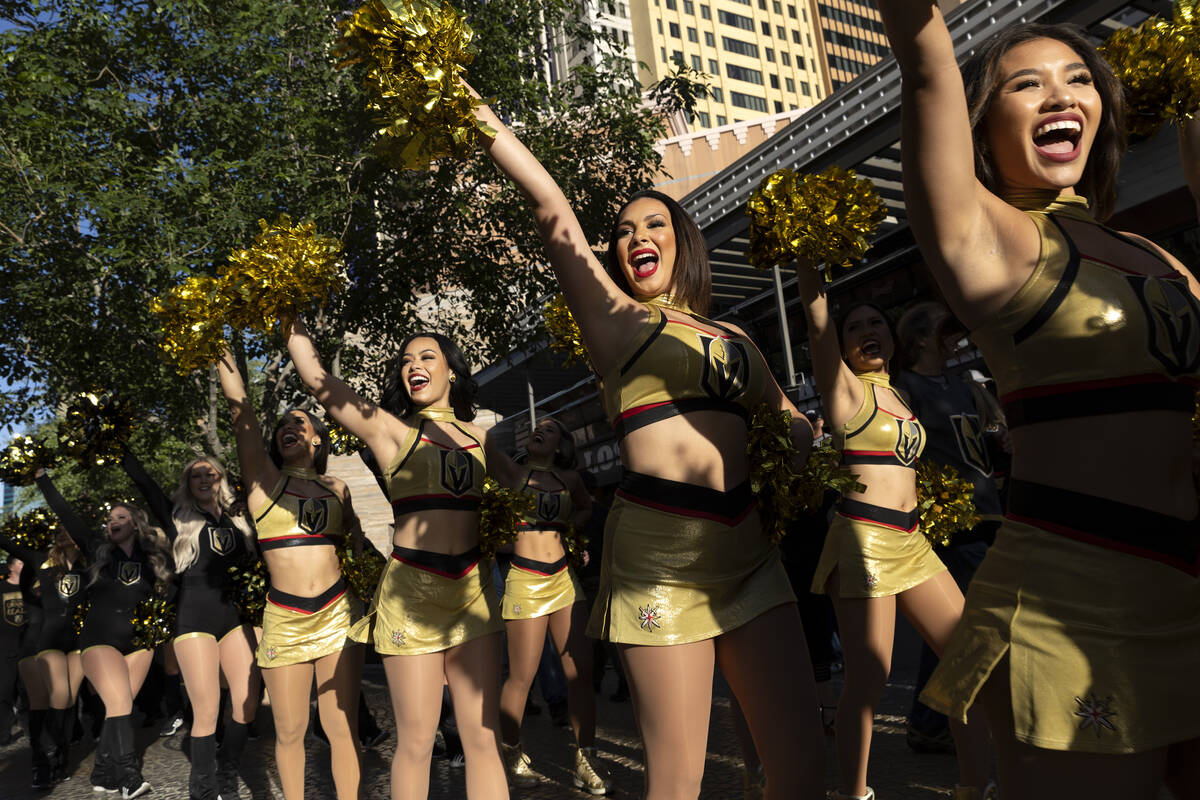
(842, 306, 894, 374)
(983, 37, 1101, 196)
(401, 337, 453, 409)
(613, 197, 678, 300)
(275, 410, 320, 465)
(528, 419, 563, 460)
(188, 461, 219, 505)
(107, 506, 135, 546)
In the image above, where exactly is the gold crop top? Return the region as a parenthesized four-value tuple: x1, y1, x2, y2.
(601, 302, 768, 438)
(834, 373, 926, 468)
(517, 466, 573, 533)
(973, 193, 1200, 428)
(254, 467, 345, 552)
(384, 408, 486, 520)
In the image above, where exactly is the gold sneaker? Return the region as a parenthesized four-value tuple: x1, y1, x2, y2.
(573, 746, 613, 795)
(501, 743, 538, 788)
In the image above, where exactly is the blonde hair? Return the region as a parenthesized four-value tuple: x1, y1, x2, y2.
(169, 456, 254, 573)
(88, 504, 174, 594)
(46, 524, 81, 571)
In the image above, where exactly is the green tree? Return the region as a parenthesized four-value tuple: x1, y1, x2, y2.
(0, 0, 664, 479)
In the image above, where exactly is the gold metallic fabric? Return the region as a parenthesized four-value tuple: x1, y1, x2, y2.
(351, 557, 502, 655)
(586, 496, 795, 646)
(256, 592, 356, 668)
(501, 564, 582, 620)
(922, 520, 1200, 754)
(812, 512, 946, 598)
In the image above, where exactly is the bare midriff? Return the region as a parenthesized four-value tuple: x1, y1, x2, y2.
(392, 510, 481, 556)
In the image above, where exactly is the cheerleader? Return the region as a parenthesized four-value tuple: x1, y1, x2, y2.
(35, 468, 174, 798)
(215, 347, 363, 800)
(121, 451, 260, 799)
(876, 6, 1200, 797)
(472, 94, 824, 799)
(486, 418, 609, 793)
(0, 524, 85, 788)
(284, 318, 509, 800)
(794, 279, 990, 799)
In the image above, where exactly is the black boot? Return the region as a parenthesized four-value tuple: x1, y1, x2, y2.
(110, 713, 150, 799)
(29, 709, 54, 790)
(189, 733, 218, 800)
(48, 707, 71, 782)
(216, 721, 248, 799)
(91, 718, 118, 793)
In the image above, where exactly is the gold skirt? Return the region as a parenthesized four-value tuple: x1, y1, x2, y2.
(812, 504, 947, 598)
(501, 558, 583, 620)
(586, 474, 795, 646)
(350, 549, 503, 656)
(256, 581, 356, 668)
(922, 519, 1200, 753)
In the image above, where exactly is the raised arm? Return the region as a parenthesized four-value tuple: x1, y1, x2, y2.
(471, 93, 646, 375)
(878, 1, 1035, 322)
(795, 271, 863, 430)
(284, 316, 406, 469)
(1182, 116, 1200, 223)
(215, 346, 277, 511)
(0, 533, 47, 569)
(483, 426, 523, 488)
(34, 469, 102, 552)
(122, 451, 178, 540)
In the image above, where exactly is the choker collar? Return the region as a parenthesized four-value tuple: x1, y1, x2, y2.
(417, 406, 460, 423)
(646, 295, 695, 315)
(526, 460, 556, 472)
(281, 465, 320, 481)
(1005, 190, 1095, 223)
(856, 371, 892, 388)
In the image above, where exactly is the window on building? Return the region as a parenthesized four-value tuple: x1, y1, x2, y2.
(721, 35, 758, 57)
(796, 54, 805, 69)
(817, 4, 885, 34)
(772, 1, 781, 12)
(708, 58, 719, 73)
(623, 29, 629, 45)
(785, 76, 795, 91)
(760, 21, 770, 35)
(757, 0, 765, 8)
(666, 0, 676, 8)
(710, 86, 724, 102)
(787, 4, 796, 17)
(661, 46, 667, 61)
(781, 52, 790, 66)
(718, 10, 754, 31)
(697, 111, 711, 127)
(792, 29, 800, 43)
(765, 47, 774, 61)
(684, 0, 694, 12)
(687, 26, 698, 41)
(691, 54, 702, 69)
(717, 115, 727, 125)
(776, 25, 785, 39)
(822, 29, 889, 58)
(807, 33, 812, 46)
(657, 19, 663, 33)
(704, 30, 715, 46)
(769, 74, 779, 88)
(802, 7, 806, 21)
(801, 82, 811, 95)
(701, 4, 711, 18)
(669, 22, 680, 37)
(774, 100, 783, 112)
(790, 103, 797, 110)
(730, 91, 768, 112)
(726, 63, 764, 84)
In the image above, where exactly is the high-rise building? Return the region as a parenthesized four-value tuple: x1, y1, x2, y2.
(0, 482, 15, 518)
(631, 0, 830, 129)
(545, 0, 638, 85)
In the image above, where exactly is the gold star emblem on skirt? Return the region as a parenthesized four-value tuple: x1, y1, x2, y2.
(638, 604, 663, 632)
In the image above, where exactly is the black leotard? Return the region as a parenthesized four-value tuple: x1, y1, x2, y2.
(0, 533, 84, 654)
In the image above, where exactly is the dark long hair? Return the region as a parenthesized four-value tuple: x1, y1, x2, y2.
(380, 332, 478, 422)
(836, 302, 898, 373)
(605, 189, 712, 316)
(540, 417, 577, 470)
(267, 408, 331, 474)
(962, 23, 1126, 220)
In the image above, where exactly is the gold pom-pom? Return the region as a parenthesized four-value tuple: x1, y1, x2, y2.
(328, 423, 364, 456)
(219, 215, 346, 332)
(73, 599, 90, 636)
(746, 166, 887, 281)
(149, 275, 227, 374)
(478, 478, 534, 558)
(560, 524, 589, 569)
(0, 508, 58, 552)
(915, 460, 980, 548)
(57, 392, 134, 468)
(338, 541, 388, 603)
(797, 442, 866, 515)
(130, 594, 177, 650)
(1100, 3, 1200, 138)
(0, 435, 58, 487)
(543, 294, 589, 367)
(747, 404, 805, 543)
(335, 0, 496, 170)
(225, 556, 269, 627)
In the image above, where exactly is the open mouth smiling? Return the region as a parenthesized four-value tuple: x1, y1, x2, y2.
(630, 248, 659, 278)
(1032, 114, 1082, 162)
(860, 339, 883, 358)
(408, 374, 430, 392)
